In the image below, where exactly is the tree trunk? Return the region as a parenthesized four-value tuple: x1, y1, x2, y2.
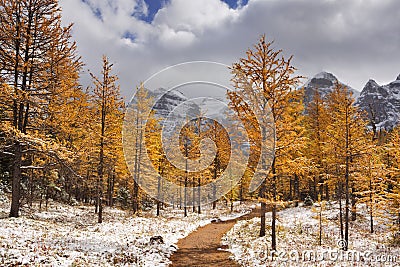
(239, 178, 243, 204)
(313, 176, 317, 200)
(157, 173, 161, 217)
(369, 179, 374, 233)
(271, 161, 277, 251)
(133, 182, 139, 213)
(197, 177, 201, 214)
(107, 171, 115, 207)
(344, 158, 349, 250)
(10, 141, 22, 218)
(319, 176, 324, 200)
(184, 176, 187, 217)
(338, 183, 344, 247)
(212, 183, 217, 210)
(259, 179, 266, 237)
(179, 179, 182, 209)
(325, 183, 329, 201)
(351, 186, 356, 221)
(132, 111, 140, 213)
(95, 197, 98, 213)
(98, 198, 103, 223)
(97, 142, 104, 223)
(319, 195, 322, 246)
(294, 174, 300, 206)
(192, 177, 196, 212)
(184, 139, 188, 217)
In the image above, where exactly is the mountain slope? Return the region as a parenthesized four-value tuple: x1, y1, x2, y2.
(303, 71, 359, 105)
(356, 75, 400, 130)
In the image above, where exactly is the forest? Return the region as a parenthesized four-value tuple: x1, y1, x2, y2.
(0, 0, 399, 266)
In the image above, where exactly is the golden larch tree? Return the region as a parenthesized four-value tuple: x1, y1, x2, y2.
(228, 34, 302, 250)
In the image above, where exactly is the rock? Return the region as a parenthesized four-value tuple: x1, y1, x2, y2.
(303, 71, 359, 106)
(150, 236, 164, 244)
(211, 218, 221, 223)
(303, 195, 314, 206)
(356, 75, 400, 130)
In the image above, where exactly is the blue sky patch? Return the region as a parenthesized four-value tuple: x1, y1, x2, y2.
(81, 0, 103, 20)
(138, 0, 249, 23)
(140, 0, 170, 23)
(122, 32, 137, 42)
(222, 0, 249, 9)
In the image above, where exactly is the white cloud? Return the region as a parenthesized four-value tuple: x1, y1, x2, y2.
(153, 0, 239, 34)
(59, 0, 400, 98)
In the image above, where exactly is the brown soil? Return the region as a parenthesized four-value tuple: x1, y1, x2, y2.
(169, 207, 260, 267)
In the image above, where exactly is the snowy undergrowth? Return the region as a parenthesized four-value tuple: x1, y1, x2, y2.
(223, 202, 400, 267)
(0, 197, 252, 266)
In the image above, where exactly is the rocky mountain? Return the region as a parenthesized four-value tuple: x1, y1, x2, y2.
(356, 75, 400, 130)
(148, 88, 201, 134)
(149, 73, 400, 131)
(151, 88, 200, 118)
(150, 88, 231, 125)
(303, 71, 359, 105)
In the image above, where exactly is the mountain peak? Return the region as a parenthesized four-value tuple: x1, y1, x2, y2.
(357, 76, 400, 130)
(366, 79, 379, 87)
(303, 71, 359, 106)
(313, 71, 338, 82)
(397, 74, 400, 81)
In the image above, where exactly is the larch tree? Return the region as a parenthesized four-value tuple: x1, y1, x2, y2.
(325, 82, 368, 250)
(204, 119, 231, 210)
(90, 56, 124, 223)
(275, 89, 306, 205)
(228, 35, 302, 250)
(305, 88, 331, 201)
(41, 21, 89, 203)
(123, 83, 154, 213)
(384, 126, 400, 241)
(143, 110, 164, 216)
(179, 118, 197, 216)
(0, 0, 81, 217)
(357, 140, 387, 234)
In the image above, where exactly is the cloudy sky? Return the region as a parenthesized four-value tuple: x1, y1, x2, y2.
(59, 0, 400, 99)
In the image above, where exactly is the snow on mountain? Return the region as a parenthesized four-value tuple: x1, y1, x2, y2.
(196, 97, 232, 123)
(151, 88, 200, 119)
(150, 89, 232, 131)
(303, 71, 359, 105)
(356, 74, 400, 130)
(148, 88, 201, 135)
(148, 72, 400, 131)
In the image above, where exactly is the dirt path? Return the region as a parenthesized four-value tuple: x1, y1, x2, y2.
(169, 207, 260, 267)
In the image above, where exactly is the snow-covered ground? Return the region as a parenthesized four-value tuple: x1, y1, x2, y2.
(0, 195, 252, 266)
(223, 202, 400, 267)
